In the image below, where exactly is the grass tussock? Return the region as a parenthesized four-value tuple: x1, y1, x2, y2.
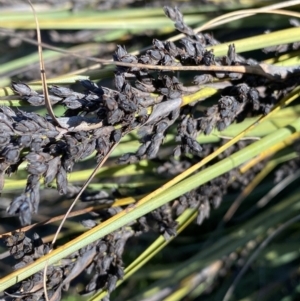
(1, 1, 300, 300)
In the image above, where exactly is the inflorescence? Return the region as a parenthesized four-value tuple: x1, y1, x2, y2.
(1, 6, 300, 300)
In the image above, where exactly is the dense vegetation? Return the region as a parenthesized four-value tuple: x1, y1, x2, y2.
(1, 1, 300, 300)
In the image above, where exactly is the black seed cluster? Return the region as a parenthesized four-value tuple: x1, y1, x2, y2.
(1, 137, 272, 300)
(4, 232, 52, 298)
(4, 3, 300, 229)
(0, 103, 117, 225)
(2, 5, 300, 300)
(155, 140, 267, 225)
(172, 173, 230, 225)
(175, 105, 202, 156)
(199, 83, 261, 135)
(3, 225, 130, 300)
(3, 202, 180, 300)
(80, 214, 132, 297)
(8, 6, 299, 198)
(7, 4, 299, 225)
